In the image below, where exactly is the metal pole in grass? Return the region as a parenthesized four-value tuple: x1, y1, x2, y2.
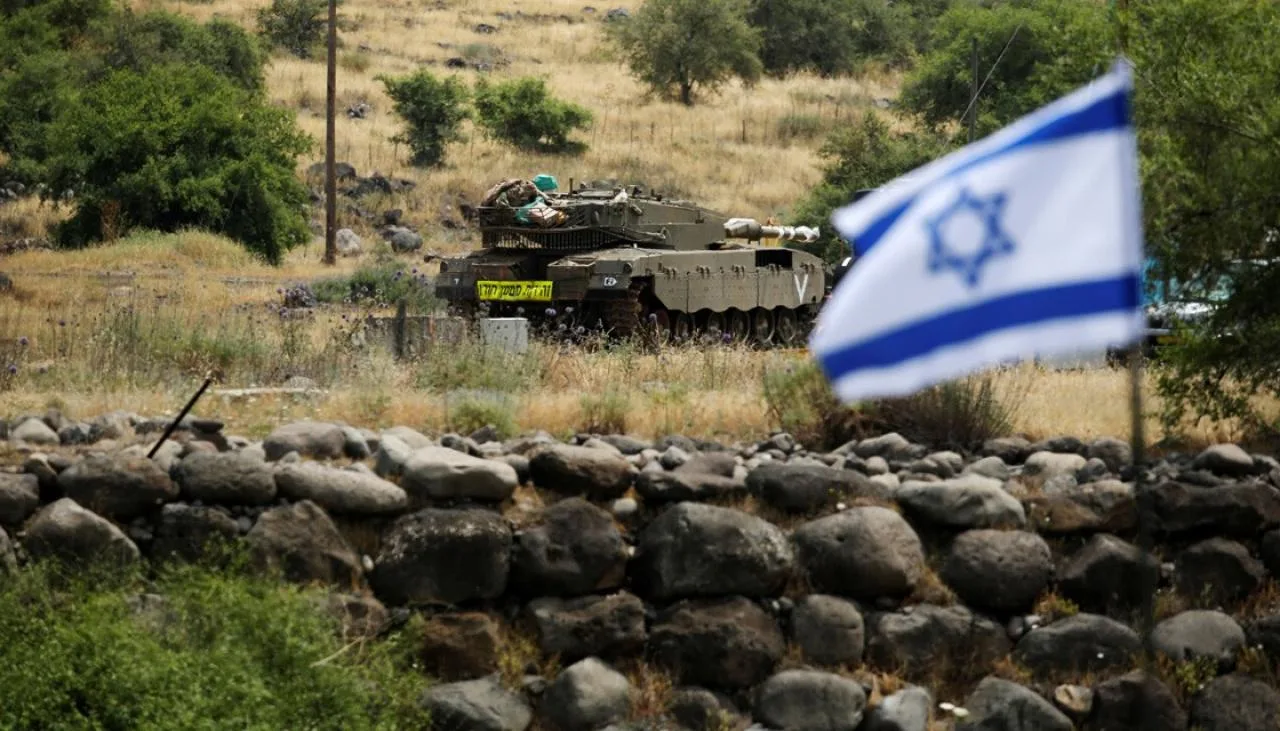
(148, 376, 213, 459)
(1113, 0, 1157, 670)
(323, 0, 338, 266)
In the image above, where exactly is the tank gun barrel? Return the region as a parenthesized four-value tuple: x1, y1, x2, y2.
(724, 217, 820, 244)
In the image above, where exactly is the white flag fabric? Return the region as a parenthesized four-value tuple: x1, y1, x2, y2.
(809, 59, 1146, 403)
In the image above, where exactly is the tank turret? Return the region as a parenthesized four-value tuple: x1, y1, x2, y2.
(435, 177, 828, 345)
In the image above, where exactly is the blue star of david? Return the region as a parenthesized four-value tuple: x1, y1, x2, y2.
(925, 188, 1016, 288)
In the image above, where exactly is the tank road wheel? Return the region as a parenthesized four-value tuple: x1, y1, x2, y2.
(701, 310, 725, 340)
(750, 308, 774, 346)
(671, 311, 693, 342)
(725, 309, 749, 342)
(774, 308, 801, 347)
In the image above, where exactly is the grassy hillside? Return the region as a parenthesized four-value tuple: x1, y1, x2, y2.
(132, 0, 900, 250)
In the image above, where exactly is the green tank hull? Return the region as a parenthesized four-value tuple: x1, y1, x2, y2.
(435, 178, 830, 345)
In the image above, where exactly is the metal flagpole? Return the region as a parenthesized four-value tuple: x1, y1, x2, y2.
(1114, 0, 1157, 669)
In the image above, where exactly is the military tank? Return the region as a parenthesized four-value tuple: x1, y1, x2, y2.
(434, 176, 829, 346)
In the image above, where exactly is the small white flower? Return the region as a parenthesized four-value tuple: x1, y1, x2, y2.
(953, 708, 970, 719)
(939, 702, 955, 712)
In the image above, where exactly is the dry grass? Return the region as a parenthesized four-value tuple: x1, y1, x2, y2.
(0, 227, 1273, 446)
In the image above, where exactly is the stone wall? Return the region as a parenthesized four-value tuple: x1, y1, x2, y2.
(4, 410, 1280, 731)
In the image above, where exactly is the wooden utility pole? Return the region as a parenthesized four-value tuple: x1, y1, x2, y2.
(323, 0, 337, 265)
(968, 37, 979, 143)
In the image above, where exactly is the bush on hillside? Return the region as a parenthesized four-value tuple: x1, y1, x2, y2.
(472, 76, 593, 154)
(42, 64, 312, 263)
(256, 0, 328, 59)
(378, 69, 470, 167)
(603, 0, 763, 106)
(0, 557, 427, 729)
(868, 372, 1021, 452)
(311, 260, 437, 312)
(899, 0, 1112, 136)
(762, 359, 868, 451)
(100, 11, 267, 92)
(789, 112, 953, 265)
(747, 0, 916, 77)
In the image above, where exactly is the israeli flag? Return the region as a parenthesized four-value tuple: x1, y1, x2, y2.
(809, 59, 1145, 403)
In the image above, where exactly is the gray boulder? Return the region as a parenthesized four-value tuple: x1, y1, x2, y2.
(1150, 610, 1246, 670)
(1057, 533, 1160, 614)
(263, 420, 346, 461)
(1189, 674, 1280, 731)
(1174, 537, 1265, 604)
(0, 472, 40, 524)
(790, 594, 865, 667)
(1087, 437, 1132, 473)
(58, 454, 178, 521)
(963, 456, 1011, 481)
(940, 529, 1052, 614)
(958, 677, 1072, 731)
(1013, 614, 1142, 676)
(865, 604, 1011, 681)
(792, 506, 924, 600)
(633, 502, 793, 600)
(753, 670, 866, 731)
(895, 475, 1026, 529)
(529, 445, 635, 500)
(0, 526, 15, 574)
(419, 675, 532, 731)
(371, 508, 511, 605)
(1087, 669, 1186, 731)
(861, 686, 931, 731)
(172, 451, 276, 505)
(374, 434, 414, 478)
(511, 498, 627, 596)
(10, 417, 59, 446)
(246, 500, 363, 588)
(24, 498, 140, 565)
(1024, 451, 1088, 480)
(540, 657, 632, 731)
(527, 592, 646, 662)
(151, 504, 240, 563)
(634, 470, 747, 504)
(401, 446, 520, 503)
(669, 688, 744, 731)
(1191, 443, 1260, 477)
(274, 461, 408, 515)
(649, 597, 786, 690)
(746, 463, 887, 513)
(1138, 480, 1280, 539)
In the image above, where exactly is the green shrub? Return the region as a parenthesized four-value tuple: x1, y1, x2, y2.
(312, 261, 437, 311)
(255, 0, 328, 59)
(579, 388, 629, 434)
(446, 395, 519, 439)
(867, 371, 1021, 452)
(0, 558, 428, 730)
(789, 112, 953, 265)
(42, 64, 312, 263)
(472, 76, 592, 154)
(761, 359, 866, 451)
(378, 69, 470, 167)
(748, 0, 916, 78)
(98, 11, 267, 93)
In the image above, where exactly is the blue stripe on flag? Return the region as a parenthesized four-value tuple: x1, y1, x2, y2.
(847, 87, 1131, 257)
(815, 273, 1141, 382)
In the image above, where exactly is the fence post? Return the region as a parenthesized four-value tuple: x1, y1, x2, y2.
(394, 300, 407, 360)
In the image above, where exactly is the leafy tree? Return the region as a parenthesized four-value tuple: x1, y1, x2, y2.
(379, 69, 470, 167)
(472, 76, 592, 153)
(1124, 0, 1280, 434)
(899, 0, 1113, 138)
(604, 0, 763, 105)
(789, 112, 953, 264)
(256, 0, 327, 59)
(97, 11, 267, 92)
(42, 64, 312, 263)
(748, 0, 914, 77)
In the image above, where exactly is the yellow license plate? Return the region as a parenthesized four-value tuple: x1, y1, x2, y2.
(475, 280, 553, 302)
